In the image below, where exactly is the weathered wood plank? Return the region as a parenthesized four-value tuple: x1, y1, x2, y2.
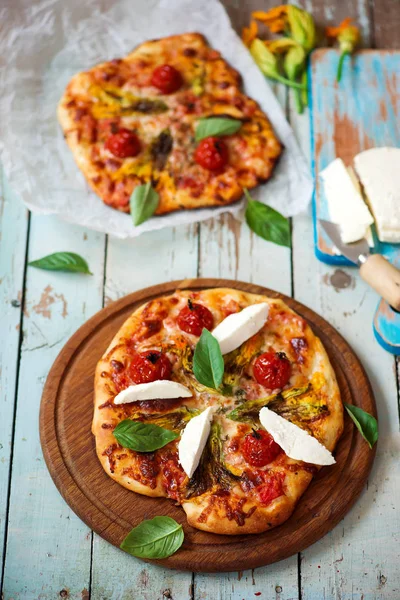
(91, 224, 198, 600)
(2, 215, 105, 599)
(290, 46, 400, 600)
(0, 171, 29, 590)
(372, 0, 400, 49)
(195, 80, 299, 598)
(295, 0, 372, 46)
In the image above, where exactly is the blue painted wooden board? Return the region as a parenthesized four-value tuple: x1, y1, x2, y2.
(310, 49, 400, 266)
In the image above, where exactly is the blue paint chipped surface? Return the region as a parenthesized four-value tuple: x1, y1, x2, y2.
(311, 49, 400, 265)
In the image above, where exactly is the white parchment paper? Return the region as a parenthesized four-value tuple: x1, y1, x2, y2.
(0, 0, 312, 238)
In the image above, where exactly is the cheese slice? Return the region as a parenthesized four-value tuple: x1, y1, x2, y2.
(178, 407, 214, 478)
(320, 158, 374, 244)
(114, 380, 192, 405)
(259, 407, 335, 466)
(354, 147, 400, 243)
(212, 303, 269, 355)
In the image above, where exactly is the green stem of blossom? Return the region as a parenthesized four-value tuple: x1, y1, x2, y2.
(301, 69, 309, 106)
(337, 51, 350, 82)
(272, 74, 307, 90)
(294, 88, 303, 114)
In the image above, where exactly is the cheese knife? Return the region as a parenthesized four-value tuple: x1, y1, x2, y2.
(319, 220, 400, 312)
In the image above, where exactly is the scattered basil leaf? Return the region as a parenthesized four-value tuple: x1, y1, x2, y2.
(344, 404, 378, 449)
(193, 329, 224, 390)
(195, 117, 242, 142)
(120, 516, 184, 559)
(28, 252, 92, 274)
(244, 188, 291, 248)
(130, 181, 159, 226)
(113, 419, 178, 452)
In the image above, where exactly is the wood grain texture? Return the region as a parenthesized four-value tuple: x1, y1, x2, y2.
(194, 82, 302, 597)
(2, 215, 105, 599)
(40, 278, 376, 573)
(291, 46, 400, 599)
(372, 0, 400, 48)
(0, 170, 29, 590)
(91, 226, 198, 599)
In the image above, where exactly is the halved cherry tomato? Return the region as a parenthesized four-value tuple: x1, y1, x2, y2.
(241, 429, 282, 467)
(128, 351, 171, 384)
(253, 351, 291, 389)
(177, 300, 214, 336)
(151, 64, 183, 94)
(105, 128, 141, 158)
(194, 137, 228, 171)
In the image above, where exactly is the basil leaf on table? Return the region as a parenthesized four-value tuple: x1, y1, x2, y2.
(344, 404, 378, 449)
(120, 516, 184, 559)
(28, 252, 92, 274)
(193, 328, 224, 390)
(244, 188, 291, 248)
(113, 419, 178, 452)
(130, 181, 159, 226)
(195, 117, 242, 142)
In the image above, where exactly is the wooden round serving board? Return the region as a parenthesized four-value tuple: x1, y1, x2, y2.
(40, 278, 377, 572)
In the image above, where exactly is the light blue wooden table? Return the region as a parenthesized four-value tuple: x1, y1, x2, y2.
(1, 1, 400, 598)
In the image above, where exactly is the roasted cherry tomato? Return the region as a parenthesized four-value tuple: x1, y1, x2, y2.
(151, 64, 183, 94)
(241, 429, 282, 467)
(177, 299, 214, 336)
(253, 351, 291, 389)
(258, 474, 284, 505)
(194, 136, 229, 171)
(128, 351, 171, 384)
(105, 128, 141, 158)
(160, 456, 186, 501)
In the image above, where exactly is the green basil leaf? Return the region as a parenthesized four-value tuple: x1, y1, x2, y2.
(130, 181, 159, 226)
(344, 404, 378, 449)
(120, 516, 184, 559)
(113, 419, 178, 452)
(244, 188, 291, 248)
(195, 117, 242, 142)
(193, 329, 224, 390)
(28, 252, 92, 274)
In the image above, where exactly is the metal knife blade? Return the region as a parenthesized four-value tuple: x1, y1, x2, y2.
(319, 220, 370, 265)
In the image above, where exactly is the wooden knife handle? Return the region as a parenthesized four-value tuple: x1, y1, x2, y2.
(360, 254, 400, 311)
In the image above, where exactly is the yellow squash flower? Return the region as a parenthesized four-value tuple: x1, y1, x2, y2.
(287, 5, 316, 52)
(250, 38, 305, 90)
(252, 7, 288, 34)
(326, 18, 361, 81)
(253, 5, 316, 52)
(241, 20, 258, 48)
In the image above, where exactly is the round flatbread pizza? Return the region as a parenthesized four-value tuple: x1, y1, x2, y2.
(57, 33, 282, 215)
(93, 288, 343, 535)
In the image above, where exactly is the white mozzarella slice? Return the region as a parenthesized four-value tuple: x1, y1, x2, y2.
(320, 158, 374, 244)
(114, 380, 192, 405)
(212, 303, 269, 355)
(259, 407, 335, 466)
(354, 147, 400, 243)
(178, 407, 214, 478)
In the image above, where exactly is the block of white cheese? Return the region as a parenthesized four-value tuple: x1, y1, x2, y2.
(114, 380, 192, 405)
(212, 303, 269, 355)
(259, 407, 335, 466)
(178, 407, 214, 478)
(320, 158, 374, 244)
(354, 147, 400, 243)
